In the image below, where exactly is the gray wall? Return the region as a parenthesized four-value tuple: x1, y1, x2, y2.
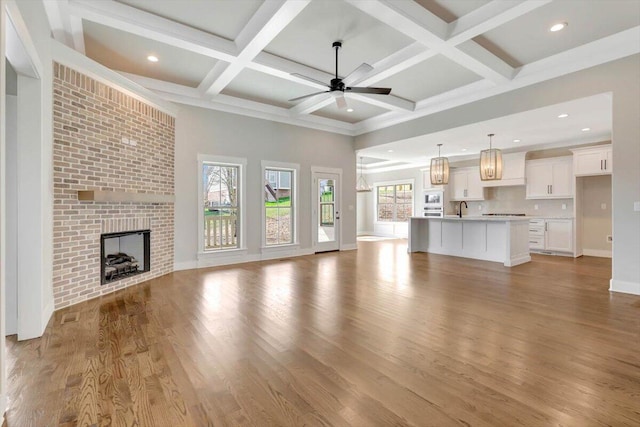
(581, 175, 613, 255)
(174, 105, 356, 268)
(356, 55, 640, 294)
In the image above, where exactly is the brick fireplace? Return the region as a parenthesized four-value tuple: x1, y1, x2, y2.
(52, 63, 175, 310)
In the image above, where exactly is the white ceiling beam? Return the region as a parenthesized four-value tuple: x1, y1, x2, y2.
(347, 0, 513, 83)
(201, 0, 311, 97)
(347, 93, 415, 112)
(249, 52, 332, 90)
(151, 89, 355, 135)
(42, 0, 72, 47)
(289, 93, 334, 116)
(354, 27, 640, 135)
(447, 0, 552, 44)
(118, 71, 201, 98)
(69, 15, 85, 54)
(355, 42, 436, 86)
(68, 0, 238, 62)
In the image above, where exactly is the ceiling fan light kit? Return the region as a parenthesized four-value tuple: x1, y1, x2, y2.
(479, 133, 503, 181)
(430, 143, 449, 185)
(288, 41, 392, 110)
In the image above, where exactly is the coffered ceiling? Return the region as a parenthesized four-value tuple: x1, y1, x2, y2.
(44, 0, 640, 137)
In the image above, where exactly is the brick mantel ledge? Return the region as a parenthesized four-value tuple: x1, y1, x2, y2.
(78, 190, 175, 203)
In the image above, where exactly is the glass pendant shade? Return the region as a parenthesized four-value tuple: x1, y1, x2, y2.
(479, 133, 503, 181)
(430, 144, 449, 185)
(356, 157, 372, 192)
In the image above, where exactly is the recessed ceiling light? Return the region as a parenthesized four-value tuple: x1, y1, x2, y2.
(558, 113, 569, 118)
(387, 149, 394, 153)
(550, 22, 568, 32)
(513, 139, 521, 143)
(582, 127, 591, 132)
(461, 148, 467, 152)
(147, 55, 159, 62)
(346, 108, 354, 112)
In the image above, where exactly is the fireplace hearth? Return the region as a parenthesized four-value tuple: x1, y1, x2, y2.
(100, 229, 150, 285)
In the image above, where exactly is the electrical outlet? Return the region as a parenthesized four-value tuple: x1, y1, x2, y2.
(607, 235, 613, 243)
(562, 203, 567, 210)
(634, 201, 640, 212)
(534, 204, 539, 210)
(129, 139, 137, 146)
(601, 203, 607, 210)
(121, 137, 129, 145)
(478, 205, 482, 210)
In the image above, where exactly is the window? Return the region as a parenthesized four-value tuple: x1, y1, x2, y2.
(376, 183, 413, 222)
(262, 161, 299, 247)
(264, 168, 295, 246)
(200, 159, 243, 251)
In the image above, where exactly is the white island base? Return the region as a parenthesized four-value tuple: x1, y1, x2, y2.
(409, 217, 531, 267)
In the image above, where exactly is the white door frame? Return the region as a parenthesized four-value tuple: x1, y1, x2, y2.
(311, 166, 342, 252)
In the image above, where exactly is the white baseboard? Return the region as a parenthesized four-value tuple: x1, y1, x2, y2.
(357, 230, 374, 236)
(173, 260, 197, 271)
(42, 299, 54, 334)
(609, 279, 640, 295)
(195, 247, 315, 269)
(341, 243, 357, 251)
(582, 249, 612, 258)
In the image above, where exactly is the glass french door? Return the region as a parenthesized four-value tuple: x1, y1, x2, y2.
(313, 172, 340, 252)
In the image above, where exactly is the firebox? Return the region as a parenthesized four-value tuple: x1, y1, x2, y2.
(100, 229, 150, 285)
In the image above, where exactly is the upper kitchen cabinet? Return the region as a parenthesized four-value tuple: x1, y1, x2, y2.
(421, 169, 447, 192)
(526, 157, 573, 199)
(571, 144, 612, 176)
(449, 167, 485, 201)
(481, 152, 526, 187)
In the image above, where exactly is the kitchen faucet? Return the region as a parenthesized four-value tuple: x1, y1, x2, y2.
(458, 201, 468, 218)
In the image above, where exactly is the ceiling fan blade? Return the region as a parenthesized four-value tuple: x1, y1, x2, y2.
(343, 63, 374, 86)
(289, 91, 330, 102)
(335, 95, 347, 110)
(346, 87, 392, 95)
(290, 73, 328, 88)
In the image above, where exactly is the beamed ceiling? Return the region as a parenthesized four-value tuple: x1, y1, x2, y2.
(43, 0, 640, 137)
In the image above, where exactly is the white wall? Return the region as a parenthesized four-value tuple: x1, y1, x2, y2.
(356, 55, 640, 295)
(1, 0, 8, 416)
(5, 94, 17, 335)
(174, 104, 356, 269)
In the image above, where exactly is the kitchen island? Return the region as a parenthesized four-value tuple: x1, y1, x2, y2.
(408, 216, 531, 267)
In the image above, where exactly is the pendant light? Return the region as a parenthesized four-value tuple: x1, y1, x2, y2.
(430, 143, 449, 185)
(356, 156, 372, 192)
(479, 133, 503, 181)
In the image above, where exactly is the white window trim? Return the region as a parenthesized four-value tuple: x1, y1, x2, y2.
(198, 154, 247, 255)
(261, 160, 300, 249)
(374, 178, 415, 225)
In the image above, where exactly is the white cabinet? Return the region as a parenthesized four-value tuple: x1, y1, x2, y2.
(571, 145, 612, 176)
(526, 157, 573, 199)
(421, 169, 446, 191)
(449, 167, 485, 201)
(529, 219, 573, 254)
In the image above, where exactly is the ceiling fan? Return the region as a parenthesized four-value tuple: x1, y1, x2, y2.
(288, 41, 392, 109)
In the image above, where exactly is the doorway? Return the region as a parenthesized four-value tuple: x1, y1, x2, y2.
(312, 170, 341, 252)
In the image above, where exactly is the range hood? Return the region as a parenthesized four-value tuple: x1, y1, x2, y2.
(481, 152, 526, 187)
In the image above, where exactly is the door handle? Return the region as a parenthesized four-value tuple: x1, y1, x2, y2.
(550, 184, 552, 194)
(604, 159, 607, 170)
(600, 160, 603, 170)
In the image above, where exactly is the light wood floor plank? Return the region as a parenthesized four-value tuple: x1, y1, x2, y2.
(5, 240, 640, 426)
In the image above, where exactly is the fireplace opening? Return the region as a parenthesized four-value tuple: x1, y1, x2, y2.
(100, 229, 150, 285)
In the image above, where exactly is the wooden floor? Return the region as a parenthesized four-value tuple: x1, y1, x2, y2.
(6, 240, 640, 426)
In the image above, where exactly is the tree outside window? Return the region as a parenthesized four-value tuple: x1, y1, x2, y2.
(203, 163, 239, 250)
(264, 168, 294, 245)
(377, 183, 413, 222)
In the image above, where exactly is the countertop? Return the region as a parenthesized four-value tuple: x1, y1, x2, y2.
(411, 216, 530, 222)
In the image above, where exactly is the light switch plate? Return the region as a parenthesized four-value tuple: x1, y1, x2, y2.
(562, 203, 567, 210)
(601, 203, 607, 210)
(534, 204, 539, 210)
(635, 201, 640, 212)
